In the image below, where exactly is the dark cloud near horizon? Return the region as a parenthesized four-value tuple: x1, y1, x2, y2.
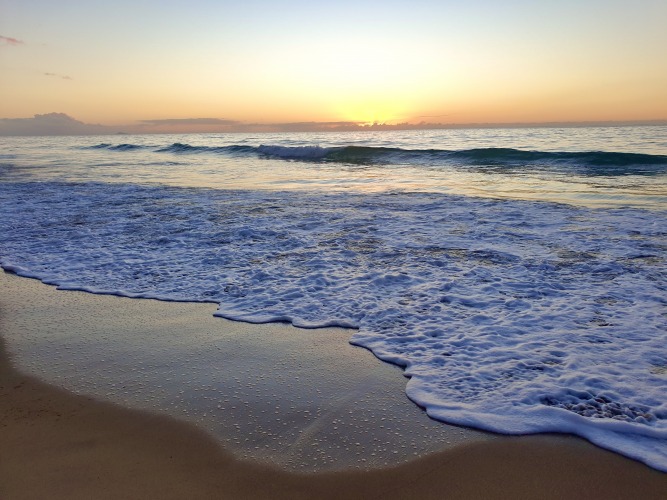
(139, 118, 240, 126)
(244, 121, 363, 132)
(270, 121, 361, 127)
(0, 113, 111, 136)
(0, 35, 24, 46)
(0, 114, 241, 136)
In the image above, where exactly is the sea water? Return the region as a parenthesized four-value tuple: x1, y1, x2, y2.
(1, 126, 666, 470)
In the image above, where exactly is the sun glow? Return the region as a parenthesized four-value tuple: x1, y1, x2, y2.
(340, 107, 394, 126)
(1, 1, 666, 130)
(335, 97, 412, 126)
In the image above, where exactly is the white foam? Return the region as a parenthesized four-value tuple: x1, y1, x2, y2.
(1, 181, 666, 470)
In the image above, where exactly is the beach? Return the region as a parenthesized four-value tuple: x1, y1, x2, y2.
(2, 271, 666, 499)
(3, 0, 667, 495)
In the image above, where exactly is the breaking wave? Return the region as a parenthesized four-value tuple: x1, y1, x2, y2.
(84, 142, 667, 176)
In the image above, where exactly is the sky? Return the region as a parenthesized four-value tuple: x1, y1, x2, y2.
(1, 0, 666, 134)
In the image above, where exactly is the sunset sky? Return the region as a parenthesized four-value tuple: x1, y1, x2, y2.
(1, 0, 666, 132)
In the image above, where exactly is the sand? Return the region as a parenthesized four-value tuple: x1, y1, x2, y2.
(1, 271, 666, 499)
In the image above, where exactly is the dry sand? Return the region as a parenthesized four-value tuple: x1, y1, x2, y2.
(1, 271, 666, 499)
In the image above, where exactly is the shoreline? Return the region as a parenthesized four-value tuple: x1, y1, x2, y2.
(1, 271, 666, 498)
(0, 271, 493, 473)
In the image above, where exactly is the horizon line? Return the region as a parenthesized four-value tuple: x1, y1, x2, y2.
(1, 112, 667, 136)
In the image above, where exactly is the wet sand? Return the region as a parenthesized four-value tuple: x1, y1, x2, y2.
(1, 271, 666, 499)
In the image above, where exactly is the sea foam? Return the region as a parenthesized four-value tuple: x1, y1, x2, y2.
(1, 181, 665, 470)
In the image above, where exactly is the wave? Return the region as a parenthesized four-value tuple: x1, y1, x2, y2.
(155, 143, 255, 155)
(84, 142, 667, 176)
(85, 143, 146, 151)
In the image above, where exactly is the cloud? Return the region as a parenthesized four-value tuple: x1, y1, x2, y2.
(139, 118, 239, 126)
(0, 35, 24, 46)
(269, 121, 362, 132)
(237, 121, 459, 132)
(0, 113, 112, 136)
(44, 72, 73, 80)
(135, 117, 242, 133)
(0, 114, 240, 135)
(236, 121, 364, 133)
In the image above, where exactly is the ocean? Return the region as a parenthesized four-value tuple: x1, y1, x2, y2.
(1, 126, 666, 470)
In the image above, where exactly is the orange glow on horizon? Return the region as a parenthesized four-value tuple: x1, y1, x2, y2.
(1, 0, 666, 133)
